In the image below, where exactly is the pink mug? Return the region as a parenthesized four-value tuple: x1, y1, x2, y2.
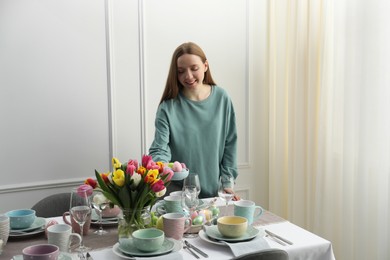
(162, 212, 192, 240)
(62, 211, 91, 236)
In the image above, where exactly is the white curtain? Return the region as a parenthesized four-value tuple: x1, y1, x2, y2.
(267, 1, 390, 259)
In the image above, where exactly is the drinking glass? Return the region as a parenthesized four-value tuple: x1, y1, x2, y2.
(181, 186, 199, 238)
(183, 173, 201, 196)
(70, 187, 91, 258)
(91, 190, 109, 235)
(218, 176, 235, 216)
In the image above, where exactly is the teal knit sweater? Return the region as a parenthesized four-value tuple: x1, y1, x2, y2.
(149, 85, 238, 198)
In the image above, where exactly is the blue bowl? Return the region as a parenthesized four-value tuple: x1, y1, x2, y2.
(6, 209, 36, 229)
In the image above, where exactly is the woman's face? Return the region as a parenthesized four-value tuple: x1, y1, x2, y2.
(177, 54, 208, 90)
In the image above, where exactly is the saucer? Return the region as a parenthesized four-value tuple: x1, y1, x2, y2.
(118, 237, 175, 257)
(205, 225, 261, 242)
(12, 252, 72, 260)
(10, 217, 45, 232)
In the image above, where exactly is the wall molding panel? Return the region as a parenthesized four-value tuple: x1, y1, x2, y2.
(0, 0, 267, 212)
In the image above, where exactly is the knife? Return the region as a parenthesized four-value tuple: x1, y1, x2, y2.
(184, 240, 209, 258)
(265, 230, 293, 245)
(185, 244, 200, 259)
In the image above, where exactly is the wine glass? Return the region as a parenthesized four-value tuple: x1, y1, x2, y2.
(181, 186, 199, 238)
(91, 190, 109, 235)
(183, 173, 201, 196)
(70, 187, 92, 258)
(218, 176, 235, 216)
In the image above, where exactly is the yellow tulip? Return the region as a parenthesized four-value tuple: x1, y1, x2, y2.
(112, 158, 121, 170)
(112, 169, 125, 187)
(144, 169, 159, 184)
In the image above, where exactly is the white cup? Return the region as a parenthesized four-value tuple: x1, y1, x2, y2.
(47, 224, 82, 252)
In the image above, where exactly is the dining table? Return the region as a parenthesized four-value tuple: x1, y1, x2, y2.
(2, 198, 336, 260)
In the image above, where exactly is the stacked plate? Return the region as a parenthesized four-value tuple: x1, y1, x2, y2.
(91, 210, 119, 226)
(8, 217, 46, 238)
(0, 215, 10, 246)
(112, 237, 181, 259)
(199, 225, 264, 246)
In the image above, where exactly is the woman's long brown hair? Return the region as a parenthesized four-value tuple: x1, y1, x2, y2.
(159, 42, 216, 104)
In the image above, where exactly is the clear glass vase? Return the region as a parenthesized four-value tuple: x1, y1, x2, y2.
(118, 208, 151, 240)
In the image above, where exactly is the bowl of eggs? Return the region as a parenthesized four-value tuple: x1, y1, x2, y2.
(187, 206, 220, 234)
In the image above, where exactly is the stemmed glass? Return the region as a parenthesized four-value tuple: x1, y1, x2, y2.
(218, 176, 235, 216)
(183, 173, 201, 196)
(181, 186, 199, 238)
(91, 190, 109, 235)
(70, 187, 91, 258)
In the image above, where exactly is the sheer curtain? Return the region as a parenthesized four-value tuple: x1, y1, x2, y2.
(267, 1, 390, 259)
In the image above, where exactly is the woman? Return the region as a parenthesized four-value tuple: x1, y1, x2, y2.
(149, 42, 239, 200)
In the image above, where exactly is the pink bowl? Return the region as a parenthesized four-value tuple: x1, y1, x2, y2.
(22, 244, 59, 260)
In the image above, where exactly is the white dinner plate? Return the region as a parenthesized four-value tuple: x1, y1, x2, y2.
(12, 252, 72, 260)
(10, 217, 46, 232)
(205, 225, 261, 242)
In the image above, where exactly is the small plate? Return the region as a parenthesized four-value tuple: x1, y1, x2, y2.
(10, 217, 45, 232)
(12, 253, 72, 260)
(118, 237, 175, 257)
(205, 225, 261, 242)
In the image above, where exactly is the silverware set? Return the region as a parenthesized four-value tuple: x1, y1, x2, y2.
(184, 240, 209, 258)
(265, 229, 293, 246)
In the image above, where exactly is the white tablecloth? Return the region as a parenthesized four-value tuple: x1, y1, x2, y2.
(88, 221, 335, 260)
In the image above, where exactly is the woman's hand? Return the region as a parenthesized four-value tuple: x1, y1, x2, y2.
(224, 187, 241, 201)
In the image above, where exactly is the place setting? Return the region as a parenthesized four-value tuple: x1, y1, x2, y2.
(112, 228, 182, 259)
(5, 209, 46, 238)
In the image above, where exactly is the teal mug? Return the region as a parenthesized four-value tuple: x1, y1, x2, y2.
(234, 200, 263, 225)
(156, 195, 183, 215)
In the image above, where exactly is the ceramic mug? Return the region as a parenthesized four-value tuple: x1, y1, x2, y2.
(156, 195, 183, 215)
(234, 200, 263, 225)
(162, 212, 192, 240)
(47, 224, 82, 252)
(22, 244, 59, 260)
(62, 211, 91, 235)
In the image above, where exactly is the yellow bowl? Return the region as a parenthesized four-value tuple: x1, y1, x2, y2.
(217, 216, 248, 238)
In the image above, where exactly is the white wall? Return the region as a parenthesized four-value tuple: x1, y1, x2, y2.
(0, 0, 269, 212)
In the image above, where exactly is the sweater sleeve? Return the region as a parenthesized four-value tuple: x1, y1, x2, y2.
(220, 98, 238, 186)
(148, 105, 172, 163)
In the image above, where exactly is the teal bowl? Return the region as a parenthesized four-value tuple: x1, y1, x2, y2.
(6, 209, 36, 229)
(132, 228, 164, 252)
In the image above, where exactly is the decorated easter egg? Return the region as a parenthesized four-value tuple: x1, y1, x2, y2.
(193, 215, 204, 225)
(197, 212, 206, 223)
(211, 206, 220, 217)
(202, 209, 213, 221)
(172, 161, 183, 172)
(190, 211, 198, 220)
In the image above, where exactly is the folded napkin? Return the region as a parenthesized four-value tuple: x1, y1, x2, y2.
(223, 235, 270, 257)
